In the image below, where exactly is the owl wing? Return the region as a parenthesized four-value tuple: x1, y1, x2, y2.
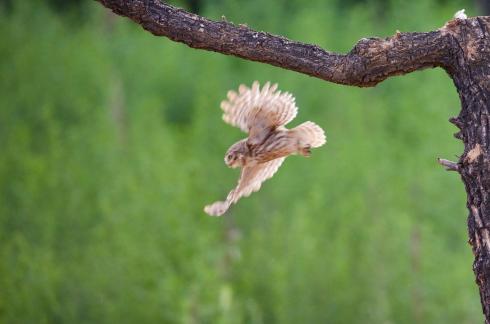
(221, 81, 298, 145)
(204, 157, 286, 216)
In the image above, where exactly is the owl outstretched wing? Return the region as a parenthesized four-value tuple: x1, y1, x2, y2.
(221, 81, 298, 145)
(204, 157, 286, 216)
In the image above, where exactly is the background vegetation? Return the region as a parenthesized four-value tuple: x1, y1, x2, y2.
(0, 0, 484, 322)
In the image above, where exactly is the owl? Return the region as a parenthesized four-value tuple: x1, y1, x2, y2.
(204, 81, 326, 216)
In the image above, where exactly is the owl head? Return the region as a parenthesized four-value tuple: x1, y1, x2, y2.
(224, 140, 248, 168)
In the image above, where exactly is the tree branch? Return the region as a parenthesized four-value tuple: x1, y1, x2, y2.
(93, 1, 490, 321)
(95, 0, 454, 87)
(437, 158, 460, 172)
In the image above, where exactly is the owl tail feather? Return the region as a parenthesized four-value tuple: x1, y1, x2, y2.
(290, 121, 327, 150)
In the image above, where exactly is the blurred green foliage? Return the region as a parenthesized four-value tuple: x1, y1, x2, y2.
(0, 0, 482, 323)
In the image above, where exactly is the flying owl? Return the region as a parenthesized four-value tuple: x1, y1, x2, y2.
(204, 81, 326, 217)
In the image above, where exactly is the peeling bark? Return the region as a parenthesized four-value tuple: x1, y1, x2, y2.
(93, 0, 490, 321)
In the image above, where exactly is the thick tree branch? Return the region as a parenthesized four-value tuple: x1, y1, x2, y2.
(95, 0, 453, 87)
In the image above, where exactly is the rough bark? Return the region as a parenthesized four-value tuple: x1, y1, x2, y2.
(446, 17, 490, 323)
(94, 0, 490, 321)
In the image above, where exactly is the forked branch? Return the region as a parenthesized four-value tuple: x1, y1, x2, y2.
(95, 0, 454, 87)
(93, 1, 490, 322)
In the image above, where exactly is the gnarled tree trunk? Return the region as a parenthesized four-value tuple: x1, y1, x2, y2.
(93, 0, 490, 321)
(449, 18, 490, 322)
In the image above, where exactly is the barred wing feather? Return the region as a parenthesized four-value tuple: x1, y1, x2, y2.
(204, 157, 286, 216)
